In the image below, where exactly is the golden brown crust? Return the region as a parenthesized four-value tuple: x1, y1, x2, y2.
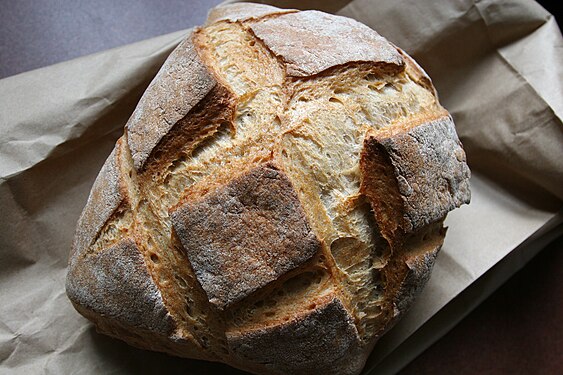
(361, 115, 471, 244)
(140, 82, 236, 178)
(126, 32, 217, 171)
(170, 163, 322, 310)
(226, 292, 365, 375)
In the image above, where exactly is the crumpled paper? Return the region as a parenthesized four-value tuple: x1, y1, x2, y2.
(0, 0, 561, 374)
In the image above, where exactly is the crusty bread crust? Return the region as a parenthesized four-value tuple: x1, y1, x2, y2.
(67, 238, 174, 335)
(227, 293, 363, 375)
(171, 164, 321, 310)
(71, 139, 124, 260)
(361, 115, 470, 245)
(249, 10, 404, 77)
(66, 3, 471, 375)
(126, 32, 218, 171)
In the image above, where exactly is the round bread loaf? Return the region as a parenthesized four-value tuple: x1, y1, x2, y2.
(66, 3, 471, 375)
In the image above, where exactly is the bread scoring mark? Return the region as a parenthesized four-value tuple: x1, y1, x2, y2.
(88, 203, 134, 254)
(72, 137, 138, 260)
(278, 62, 443, 341)
(127, 63, 239, 358)
(107, 20, 289, 360)
(361, 115, 471, 246)
(126, 32, 217, 171)
(373, 221, 445, 336)
(226, 265, 329, 329)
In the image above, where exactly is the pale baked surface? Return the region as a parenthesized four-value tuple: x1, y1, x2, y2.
(66, 3, 470, 375)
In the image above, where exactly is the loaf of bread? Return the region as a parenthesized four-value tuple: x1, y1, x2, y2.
(66, 3, 471, 374)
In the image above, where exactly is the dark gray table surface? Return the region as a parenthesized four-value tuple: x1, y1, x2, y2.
(1, 1, 561, 374)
